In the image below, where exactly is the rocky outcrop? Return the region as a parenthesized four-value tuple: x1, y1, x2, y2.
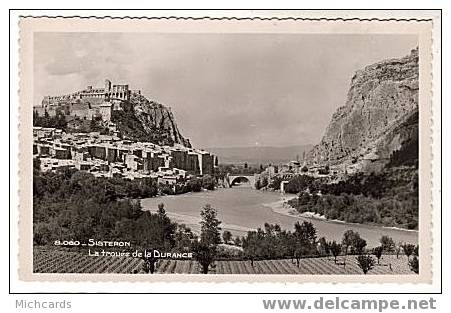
(127, 93, 191, 147)
(307, 48, 419, 173)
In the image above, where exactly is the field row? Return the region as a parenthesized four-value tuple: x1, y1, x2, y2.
(33, 249, 414, 275)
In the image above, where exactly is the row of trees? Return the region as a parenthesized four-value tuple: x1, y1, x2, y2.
(356, 241, 419, 275)
(241, 222, 317, 267)
(187, 212, 420, 274)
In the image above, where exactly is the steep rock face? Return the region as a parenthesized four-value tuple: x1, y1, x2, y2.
(131, 93, 191, 147)
(111, 93, 191, 147)
(307, 48, 418, 172)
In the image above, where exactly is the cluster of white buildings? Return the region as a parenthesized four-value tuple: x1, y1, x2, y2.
(33, 127, 217, 187)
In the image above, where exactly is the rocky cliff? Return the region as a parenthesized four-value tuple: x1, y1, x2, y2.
(307, 48, 419, 173)
(111, 93, 191, 147)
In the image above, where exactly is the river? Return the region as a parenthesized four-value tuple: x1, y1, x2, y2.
(141, 187, 418, 247)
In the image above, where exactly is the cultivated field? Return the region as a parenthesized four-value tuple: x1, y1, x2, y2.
(33, 248, 415, 275)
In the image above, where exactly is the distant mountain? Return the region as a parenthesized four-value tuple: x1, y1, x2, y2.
(207, 145, 313, 165)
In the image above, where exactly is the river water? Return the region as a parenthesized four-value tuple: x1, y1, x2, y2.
(141, 187, 418, 247)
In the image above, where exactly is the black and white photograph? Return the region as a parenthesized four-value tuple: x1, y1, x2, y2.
(29, 30, 423, 276)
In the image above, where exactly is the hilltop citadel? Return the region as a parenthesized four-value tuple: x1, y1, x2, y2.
(34, 79, 139, 122)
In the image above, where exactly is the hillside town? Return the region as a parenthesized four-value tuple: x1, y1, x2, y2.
(33, 127, 216, 189)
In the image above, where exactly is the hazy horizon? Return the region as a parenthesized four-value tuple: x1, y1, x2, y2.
(34, 33, 417, 148)
(205, 143, 313, 149)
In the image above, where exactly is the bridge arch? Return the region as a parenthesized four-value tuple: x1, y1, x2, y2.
(227, 174, 256, 188)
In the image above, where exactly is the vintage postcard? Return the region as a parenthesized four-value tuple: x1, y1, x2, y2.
(17, 11, 440, 283)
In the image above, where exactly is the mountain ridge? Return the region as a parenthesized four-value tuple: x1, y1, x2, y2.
(207, 144, 313, 165)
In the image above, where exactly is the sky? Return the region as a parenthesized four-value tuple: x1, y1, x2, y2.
(34, 33, 417, 148)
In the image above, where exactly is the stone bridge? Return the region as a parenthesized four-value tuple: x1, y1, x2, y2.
(226, 174, 256, 188)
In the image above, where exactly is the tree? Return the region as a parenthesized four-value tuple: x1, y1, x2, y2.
(194, 204, 222, 274)
(222, 230, 232, 244)
(134, 209, 176, 251)
(261, 176, 269, 188)
(156, 203, 176, 250)
(262, 223, 282, 259)
(242, 230, 263, 267)
(354, 237, 367, 255)
(395, 242, 403, 259)
(201, 175, 216, 190)
(342, 230, 367, 255)
(329, 241, 342, 264)
(318, 237, 330, 257)
(279, 230, 295, 262)
(200, 205, 222, 246)
(187, 178, 203, 192)
(192, 241, 216, 274)
(380, 235, 395, 253)
(285, 175, 314, 194)
(402, 243, 416, 262)
(174, 224, 196, 252)
(268, 176, 283, 190)
(409, 256, 419, 274)
(233, 236, 242, 246)
(142, 254, 158, 274)
(254, 179, 261, 190)
(342, 230, 358, 255)
(293, 221, 317, 267)
(356, 255, 376, 274)
(373, 246, 384, 265)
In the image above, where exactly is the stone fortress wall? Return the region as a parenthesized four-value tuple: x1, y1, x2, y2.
(35, 79, 132, 122)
